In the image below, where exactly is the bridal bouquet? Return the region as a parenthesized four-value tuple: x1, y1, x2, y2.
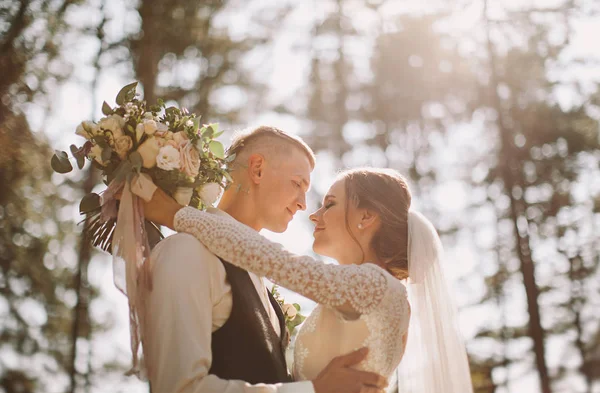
(51, 82, 232, 374)
(51, 82, 232, 251)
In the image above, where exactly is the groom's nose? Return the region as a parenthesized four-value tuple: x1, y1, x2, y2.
(296, 193, 307, 211)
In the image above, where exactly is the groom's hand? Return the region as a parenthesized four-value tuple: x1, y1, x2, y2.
(311, 348, 388, 393)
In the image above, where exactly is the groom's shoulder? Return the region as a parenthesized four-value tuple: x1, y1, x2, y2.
(151, 232, 220, 266)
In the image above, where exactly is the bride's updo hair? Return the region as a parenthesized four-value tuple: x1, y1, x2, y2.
(340, 168, 411, 281)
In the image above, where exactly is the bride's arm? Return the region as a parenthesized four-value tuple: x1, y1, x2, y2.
(174, 206, 389, 316)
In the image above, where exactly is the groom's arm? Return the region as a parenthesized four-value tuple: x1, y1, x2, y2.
(144, 233, 314, 393)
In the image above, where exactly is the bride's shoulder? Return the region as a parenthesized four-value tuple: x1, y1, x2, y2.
(363, 263, 408, 296)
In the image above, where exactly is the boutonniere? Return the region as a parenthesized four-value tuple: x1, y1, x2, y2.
(271, 285, 306, 337)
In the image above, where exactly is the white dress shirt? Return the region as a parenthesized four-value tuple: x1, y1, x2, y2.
(142, 208, 314, 393)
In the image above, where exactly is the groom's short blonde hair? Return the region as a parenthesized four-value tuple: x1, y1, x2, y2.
(227, 126, 316, 169)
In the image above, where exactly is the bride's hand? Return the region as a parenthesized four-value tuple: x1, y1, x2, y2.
(142, 187, 183, 230)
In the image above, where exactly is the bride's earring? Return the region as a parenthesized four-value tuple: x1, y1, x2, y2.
(357, 224, 363, 229)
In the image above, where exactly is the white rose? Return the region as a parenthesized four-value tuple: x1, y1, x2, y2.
(173, 187, 193, 206)
(143, 112, 154, 120)
(156, 145, 181, 171)
(282, 304, 297, 319)
(76, 123, 88, 139)
(198, 182, 222, 206)
(137, 137, 161, 168)
(98, 114, 125, 139)
(143, 119, 158, 135)
(135, 123, 145, 142)
(75, 121, 100, 139)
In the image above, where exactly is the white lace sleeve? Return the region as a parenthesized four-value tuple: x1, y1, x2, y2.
(174, 207, 389, 315)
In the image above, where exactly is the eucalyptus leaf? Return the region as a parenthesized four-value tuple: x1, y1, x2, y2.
(70, 144, 85, 169)
(76, 154, 85, 170)
(129, 151, 143, 173)
(79, 193, 101, 214)
(116, 82, 138, 105)
(101, 147, 112, 162)
(113, 160, 133, 183)
(209, 140, 225, 159)
(93, 136, 108, 148)
(50, 151, 73, 173)
(225, 153, 236, 163)
(213, 130, 224, 138)
(102, 101, 113, 115)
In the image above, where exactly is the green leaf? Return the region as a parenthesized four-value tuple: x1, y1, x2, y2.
(192, 117, 200, 131)
(70, 144, 85, 169)
(50, 151, 73, 173)
(203, 125, 214, 138)
(293, 303, 301, 311)
(209, 140, 225, 159)
(165, 106, 179, 117)
(79, 193, 101, 214)
(102, 101, 113, 115)
(115, 82, 138, 105)
(129, 151, 143, 173)
(113, 160, 133, 183)
(225, 153, 236, 163)
(101, 147, 113, 162)
(92, 136, 108, 148)
(213, 130, 224, 138)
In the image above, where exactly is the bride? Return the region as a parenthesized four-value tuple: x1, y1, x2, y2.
(145, 167, 473, 393)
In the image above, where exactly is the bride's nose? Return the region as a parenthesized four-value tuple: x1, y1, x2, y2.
(309, 209, 319, 224)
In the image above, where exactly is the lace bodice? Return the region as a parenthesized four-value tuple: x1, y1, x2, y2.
(173, 207, 411, 378)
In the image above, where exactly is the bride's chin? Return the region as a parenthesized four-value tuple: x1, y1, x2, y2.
(312, 242, 330, 258)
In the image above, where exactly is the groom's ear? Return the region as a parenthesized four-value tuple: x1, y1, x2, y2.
(248, 153, 265, 184)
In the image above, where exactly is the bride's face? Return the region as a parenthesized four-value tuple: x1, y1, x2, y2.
(309, 179, 365, 264)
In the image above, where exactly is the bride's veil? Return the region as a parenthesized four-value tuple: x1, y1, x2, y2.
(391, 210, 473, 393)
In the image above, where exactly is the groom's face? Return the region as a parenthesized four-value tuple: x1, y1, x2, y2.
(255, 148, 312, 233)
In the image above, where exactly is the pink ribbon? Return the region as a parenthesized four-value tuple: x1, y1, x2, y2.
(101, 173, 157, 377)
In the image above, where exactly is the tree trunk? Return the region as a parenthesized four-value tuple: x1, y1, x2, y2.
(133, 0, 162, 105)
(483, 1, 551, 392)
(69, 167, 96, 393)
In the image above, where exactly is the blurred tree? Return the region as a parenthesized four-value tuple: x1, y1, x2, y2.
(126, 0, 288, 123)
(0, 113, 90, 392)
(300, 1, 600, 392)
(478, 1, 600, 391)
(0, 0, 81, 126)
(0, 1, 123, 392)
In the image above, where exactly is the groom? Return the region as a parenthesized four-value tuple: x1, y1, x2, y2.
(142, 126, 386, 393)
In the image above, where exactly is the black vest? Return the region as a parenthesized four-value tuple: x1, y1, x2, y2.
(209, 259, 292, 384)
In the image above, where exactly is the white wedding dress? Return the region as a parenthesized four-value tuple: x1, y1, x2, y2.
(173, 207, 411, 381)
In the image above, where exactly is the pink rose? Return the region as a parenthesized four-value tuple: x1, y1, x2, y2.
(180, 141, 200, 178)
(172, 132, 189, 146)
(114, 136, 133, 159)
